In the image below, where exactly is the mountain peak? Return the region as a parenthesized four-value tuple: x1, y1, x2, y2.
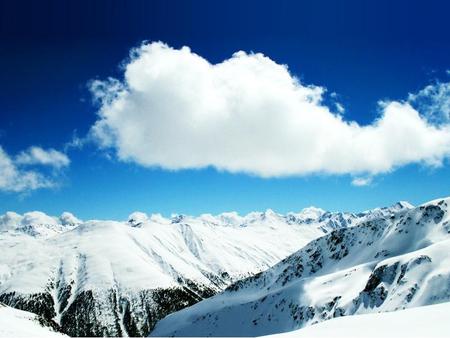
(392, 201, 414, 210)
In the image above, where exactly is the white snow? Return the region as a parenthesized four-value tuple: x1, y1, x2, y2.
(0, 201, 419, 335)
(264, 302, 450, 338)
(0, 303, 66, 337)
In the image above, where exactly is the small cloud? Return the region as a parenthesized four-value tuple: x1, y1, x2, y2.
(329, 92, 345, 113)
(351, 177, 373, 187)
(16, 146, 69, 169)
(335, 102, 345, 114)
(64, 131, 88, 151)
(0, 145, 69, 193)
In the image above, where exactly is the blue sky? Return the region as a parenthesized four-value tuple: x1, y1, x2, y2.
(1, 0, 450, 219)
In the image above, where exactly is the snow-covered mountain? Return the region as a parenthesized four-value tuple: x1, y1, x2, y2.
(0, 211, 80, 237)
(0, 303, 67, 337)
(151, 198, 450, 337)
(0, 205, 392, 336)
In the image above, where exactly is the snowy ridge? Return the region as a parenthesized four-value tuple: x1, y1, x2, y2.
(151, 198, 450, 337)
(0, 204, 400, 336)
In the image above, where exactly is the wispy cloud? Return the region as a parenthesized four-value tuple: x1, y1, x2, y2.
(16, 146, 70, 169)
(351, 177, 373, 187)
(408, 81, 450, 125)
(89, 41, 450, 180)
(0, 145, 69, 193)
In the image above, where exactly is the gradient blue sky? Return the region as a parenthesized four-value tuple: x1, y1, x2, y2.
(1, 0, 450, 219)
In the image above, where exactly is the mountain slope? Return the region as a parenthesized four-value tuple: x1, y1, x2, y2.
(0, 206, 386, 336)
(265, 302, 450, 338)
(151, 198, 450, 337)
(0, 303, 66, 338)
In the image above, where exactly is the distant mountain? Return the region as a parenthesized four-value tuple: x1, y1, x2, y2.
(0, 205, 395, 336)
(151, 198, 450, 337)
(0, 211, 80, 237)
(0, 303, 66, 337)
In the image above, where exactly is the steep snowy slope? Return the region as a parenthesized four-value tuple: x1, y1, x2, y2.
(0, 205, 389, 336)
(265, 302, 450, 338)
(151, 198, 450, 337)
(0, 303, 66, 337)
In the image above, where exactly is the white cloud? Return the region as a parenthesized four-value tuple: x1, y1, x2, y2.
(335, 102, 345, 114)
(351, 177, 373, 187)
(64, 131, 87, 151)
(408, 81, 450, 125)
(0, 145, 68, 193)
(89, 41, 450, 179)
(16, 146, 70, 168)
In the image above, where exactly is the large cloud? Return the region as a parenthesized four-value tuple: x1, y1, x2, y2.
(0, 146, 69, 192)
(90, 42, 450, 178)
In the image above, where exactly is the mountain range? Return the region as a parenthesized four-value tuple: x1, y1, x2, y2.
(151, 198, 450, 336)
(1, 199, 449, 337)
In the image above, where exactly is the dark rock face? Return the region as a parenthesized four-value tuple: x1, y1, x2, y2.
(1, 283, 216, 337)
(363, 263, 399, 293)
(419, 205, 445, 224)
(349, 263, 399, 310)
